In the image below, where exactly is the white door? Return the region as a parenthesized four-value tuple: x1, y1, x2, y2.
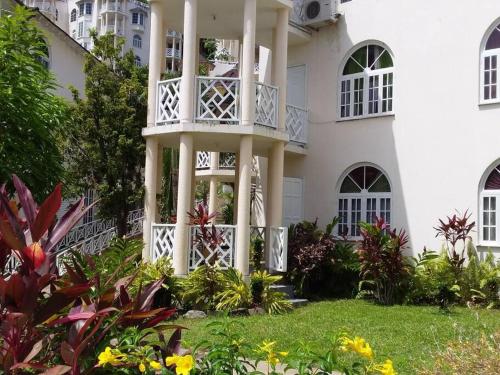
(287, 65, 307, 108)
(283, 177, 304, 227)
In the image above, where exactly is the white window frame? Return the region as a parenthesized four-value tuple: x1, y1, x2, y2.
(70, 9, 77, 22)
(480, 48, 500, 104)
(133, 35, 142, 49)
(77, 21, 84, 38)
(337, 165, 392, 240)
(338, 45, 395, 121)
(479, 192, 499, 246)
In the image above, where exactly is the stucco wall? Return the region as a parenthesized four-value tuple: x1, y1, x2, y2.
(285, 0, 500, 257)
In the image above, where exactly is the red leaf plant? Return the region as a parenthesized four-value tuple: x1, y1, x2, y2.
(434, 210, 475, 271)
(187, 203, 223, 265)
(358, 217, 412, 305)
(0, 176, 182, 374)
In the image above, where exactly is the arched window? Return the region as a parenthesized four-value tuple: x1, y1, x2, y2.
(479, 163, 500, 244)
(134, 55, 141, 66)
(70, 8, 77, 22)
(133, 34, 142, 49)
(337, 165, 391, 237)
(481, 23, 500, 103)
(339, 44, 394, 119)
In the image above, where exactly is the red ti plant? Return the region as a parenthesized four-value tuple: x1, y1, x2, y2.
(0, 175, 93, 373)
(434, 210, 475, 271)
(358, 217, 412, 305)
(188, 203, 223, 265)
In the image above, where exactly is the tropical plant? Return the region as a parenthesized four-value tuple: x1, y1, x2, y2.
(252, 237, 264, 271)
(0, 6, 70, 201)
(67, 30, 147, 236)
(181, 265, 225, 311)
(358, 218, 412, 305)
(188, 203, 222, 266)
(434, 210, 475, 272)
(215, 268, 252, 311)
(251, 271, 292, 314)
(0, 176, 180, 374)
(287, 218, 360, 298)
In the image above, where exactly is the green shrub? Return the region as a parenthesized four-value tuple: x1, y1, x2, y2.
(287, 218, 360, 298)
(251, 271, 292, 314)
(181, 265, 225, 311)
(215, 268, 252, 311)
(252, 237, 264, 271)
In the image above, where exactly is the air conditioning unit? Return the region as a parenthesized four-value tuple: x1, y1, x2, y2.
(300, 0, 340, 28)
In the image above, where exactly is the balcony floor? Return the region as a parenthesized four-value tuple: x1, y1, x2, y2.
(142, 122, 289, 156)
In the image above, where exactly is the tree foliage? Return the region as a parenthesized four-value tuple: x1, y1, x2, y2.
(67, 31, 147, 235)
(0, 6, 69, 201)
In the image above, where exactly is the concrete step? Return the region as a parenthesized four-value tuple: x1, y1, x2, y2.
(270, 284, 294, 299)
(287, 298, 309, 308)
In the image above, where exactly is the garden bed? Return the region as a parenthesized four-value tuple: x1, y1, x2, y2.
(176, 299, 500, 374)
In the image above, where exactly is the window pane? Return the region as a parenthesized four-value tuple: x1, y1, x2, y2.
(366, 198, 376, 223)
(340, 176, 362, 193)
(351, 46, 367, 69)
(369, 174, 391, 192)
(382, 73, 393, 112)
(349, 167, 365, 189)
(486, 27, 500, 50)
(365, 166, 381, 188)
(483, 56, 498, 100)
(482, 196, 496, 241)
(340, 79, 351, 118)
(351, 198, 362, 236)
(368, 75, 379, 114)
(485, 167, 500, 189)
(353, 78, 364, 116)
(338, 199, 349, 236)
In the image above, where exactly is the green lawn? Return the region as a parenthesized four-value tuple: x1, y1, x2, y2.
(175, 300, 500, 374)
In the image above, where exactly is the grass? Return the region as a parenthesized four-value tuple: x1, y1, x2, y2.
(175, 300, 500, 374)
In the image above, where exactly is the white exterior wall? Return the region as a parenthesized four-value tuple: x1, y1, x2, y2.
(285, 0, 500, 257)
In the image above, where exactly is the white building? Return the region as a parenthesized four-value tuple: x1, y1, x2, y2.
(144, 0, 500, 276)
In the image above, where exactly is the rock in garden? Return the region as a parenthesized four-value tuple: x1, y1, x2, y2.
(248, 307, 265, 316)
(183, 310, 207, 319)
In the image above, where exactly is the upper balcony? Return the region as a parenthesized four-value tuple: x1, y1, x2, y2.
(166, 48, 182, 59)
(154, 76, 308, 147)
(100, 2, 127, 15)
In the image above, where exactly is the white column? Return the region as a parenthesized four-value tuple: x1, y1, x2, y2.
(190, 150, 196, 211)
(156, 146, 164, 222)
(240, 0, 256, 126)
(208, 152, 220, 222)
(173, 134, 194, 276)
(265, 141, 285, 267)
(147, 0, 164, 127)
(143, 138, 159, 260)
(161, 22, 168, 72)
(272, 7, 289, 131)
(236, 135, 253, 277)
(171, 36, 176, 71)
(180, 0, 198, 124)
(233, 152, 240, 224)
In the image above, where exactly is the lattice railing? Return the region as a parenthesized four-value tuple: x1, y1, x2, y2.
(196, 151, 211, 169)
(219, 152, 236, 169)
(166, 48, 181, 59)
(196, 77, 240, 124)
(269, 227, 288, 272)
(151, 224, 176, 261)
(189, 225, 236, 270)
(255, 82, 278, 128)
(157, 78, 181, 125)
(286, 104, 308, 145)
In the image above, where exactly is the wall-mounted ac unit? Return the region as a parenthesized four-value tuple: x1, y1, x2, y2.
(294, 0, 340, 28)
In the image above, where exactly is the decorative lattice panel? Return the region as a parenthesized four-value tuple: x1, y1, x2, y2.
(196, 151, 211, 169)
(189, 225, 236, 270)
(196, 77, 240, 123)
(219, 152, 236, 169)
(286, 104, 308, 144)
(255, 82, 278, 128)
(157, 78, 181, 124)
(152, 224, 176, 261)
(269, 227, 288, 272)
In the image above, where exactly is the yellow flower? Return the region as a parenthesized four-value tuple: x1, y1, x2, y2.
(138, 363, 146, 373)
(258, 340, 277, 353)
(340, 336, 373, 360)
(97, 347, 125, 367)
(165, 354, 195, 375)
(375, 359, 397, 375)
(149, 360, 162, 370)
(256, 340, 288, 366)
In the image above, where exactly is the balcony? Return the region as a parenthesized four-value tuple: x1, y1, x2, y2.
(196, 152, 236, 170)
(166, 30, 182, 39)
(100, 3, 125, 14)
(166, 47, 182, 59)
(156, 77, 278, 129)
(156, 77, 308, 146)
(132, 23, 145, 32)
(101, 24, 124, 36)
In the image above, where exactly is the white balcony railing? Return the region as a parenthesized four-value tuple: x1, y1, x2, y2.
(157, 77, 181, 125)
(100, 3, 124, 13)
(196, 77, 241, 124)
(167, 30, 182, 39)
(151, 224, 288, 272)
(166, 48, 182, 59)
(286, 104, 308, 145)
(195, 152, 237, 170)
(156, 78, 285, 132)
(255, 82, 278, 129)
